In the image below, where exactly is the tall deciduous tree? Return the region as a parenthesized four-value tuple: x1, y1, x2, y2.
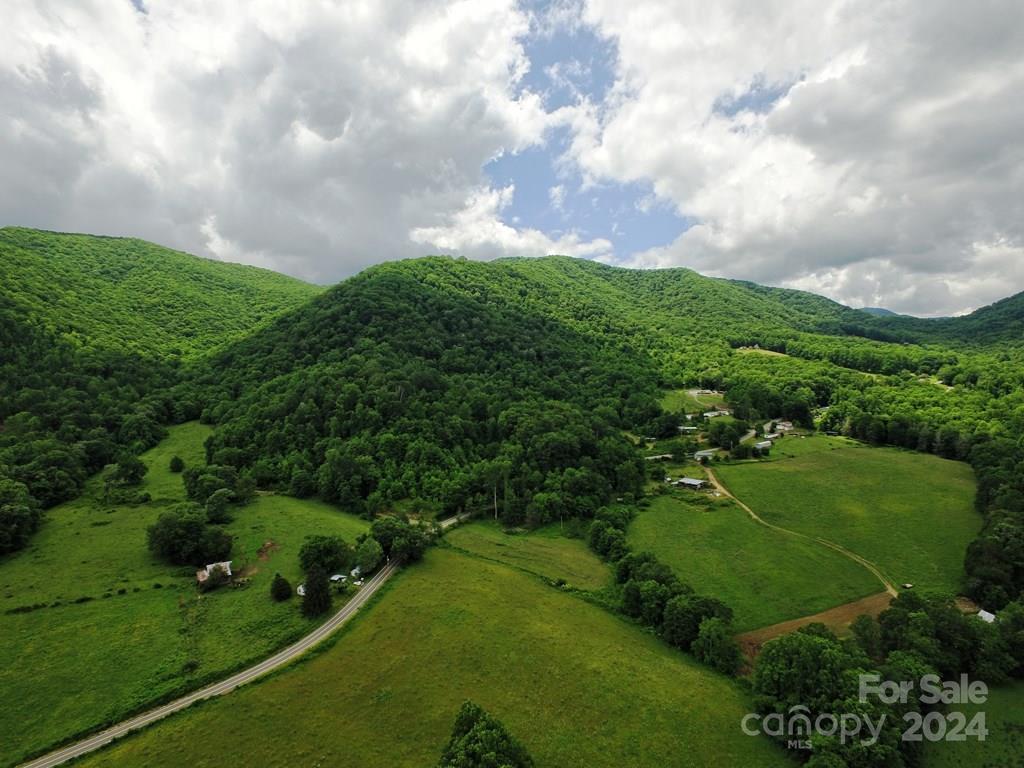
(438, 701, 533, 768)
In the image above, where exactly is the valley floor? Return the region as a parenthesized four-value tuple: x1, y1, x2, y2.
(70, 546, 791, 768)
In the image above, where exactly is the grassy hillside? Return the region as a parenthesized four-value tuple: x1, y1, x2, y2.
(446, 520, 610, 591)
(0, 423, 368, 766)
(714, 436, 980, 592)
(0, 227, 322, 359)
(627, 493, 880, 631)
(73, 548, 790, 768)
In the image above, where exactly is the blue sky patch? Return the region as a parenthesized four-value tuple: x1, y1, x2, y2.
(486, 6, 691, 258)
(713, 74, 799, 117)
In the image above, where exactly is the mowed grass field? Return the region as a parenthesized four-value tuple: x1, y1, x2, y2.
(922, 681, 1024, 768)
(715, 435, 979, 592)
(75, 548, 790, 768)
(446, 520, 610, 590)
(660, 388, 727, 413)
(0, 423, 368, 766)
(628, 493, 880, 631)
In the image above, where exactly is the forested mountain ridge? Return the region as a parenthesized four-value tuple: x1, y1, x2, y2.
(870, 291, 1024, 349)
(188, 254, 1024, 609)
(0, 227, 322, 359)
(3, 235, 1024, 613)
(194, 257, 658, 520)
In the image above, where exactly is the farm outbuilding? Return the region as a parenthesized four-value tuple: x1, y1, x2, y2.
(195, 561, 232, 584)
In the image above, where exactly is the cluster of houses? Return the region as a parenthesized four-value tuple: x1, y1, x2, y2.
(297, 565, 365, 596)
(753, 421, 796, 454)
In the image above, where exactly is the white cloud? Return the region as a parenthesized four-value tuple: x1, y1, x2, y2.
(572, 0, 1024, 314)
(3, 0, 1022, 315)
(0, 0, 554, 282)
(410, 184, 611, 259)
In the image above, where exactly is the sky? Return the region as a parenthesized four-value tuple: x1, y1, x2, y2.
(2, 1, 1023, 316)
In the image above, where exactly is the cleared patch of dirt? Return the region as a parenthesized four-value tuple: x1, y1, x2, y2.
(737, 591, 893, 661)
(955, 596, 980, 614)
(257, 540, 279, 561)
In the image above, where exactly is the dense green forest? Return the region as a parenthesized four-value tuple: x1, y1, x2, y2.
(3, 230, 1023, 614)
(0, 229, 321, 551)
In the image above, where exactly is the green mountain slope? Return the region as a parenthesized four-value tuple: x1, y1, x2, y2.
(2, 232, 1023, 611)
(0, 227, 322, 359)
(191, 253, 1024, 609)
(0, 229, 321, 546)
(197, 256, 657, 520)
(871, 291, 1024, 348)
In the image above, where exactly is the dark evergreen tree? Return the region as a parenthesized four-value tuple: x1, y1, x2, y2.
(301, 566, 331, 617)
(270, 573, 293, 602)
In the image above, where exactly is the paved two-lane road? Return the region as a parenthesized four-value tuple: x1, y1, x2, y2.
(20, 515, 466, 768)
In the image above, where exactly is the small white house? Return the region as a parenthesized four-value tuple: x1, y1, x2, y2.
(764, 432, 782, 440)
(703, 411, 723, 419)
(755, 440, 773, 451)
(330, 574, 347, 583)
(678, 477, 706, 489)
(977, 609, 997, 624)
(644, 453, 674, 461)
(195, 561, 232, 584)
(694, 449, 717, 460)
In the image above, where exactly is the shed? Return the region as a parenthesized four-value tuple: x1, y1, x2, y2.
(754, 440, 773, 451)
(694, 449, 717, 460)
(977, 609, 997, 624)
(195, 561, 232, 584)
(679, 477, 706, 489)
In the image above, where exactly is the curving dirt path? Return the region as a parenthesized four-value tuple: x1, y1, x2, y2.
(736, 591, 894, 659)
(703, 466, 897, 597)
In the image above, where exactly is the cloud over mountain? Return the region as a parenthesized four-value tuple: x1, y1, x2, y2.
(2, 0, 1022, 314)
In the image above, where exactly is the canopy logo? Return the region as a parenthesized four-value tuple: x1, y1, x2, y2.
(740, 674, 989, 750)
